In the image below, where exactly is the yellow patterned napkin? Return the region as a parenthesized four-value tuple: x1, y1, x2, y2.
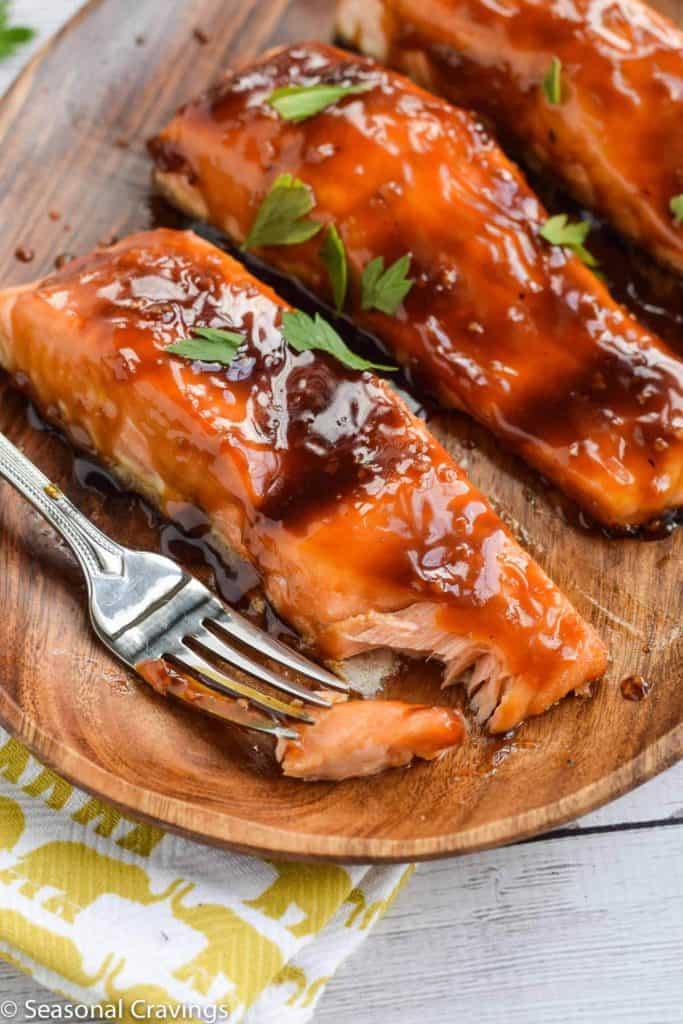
(0, 729, 412, 1022)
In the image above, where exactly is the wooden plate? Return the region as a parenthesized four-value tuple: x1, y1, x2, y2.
(0, 0, 680, 863)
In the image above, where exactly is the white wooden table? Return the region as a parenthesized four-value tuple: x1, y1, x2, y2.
(1, 4, 681, 1022)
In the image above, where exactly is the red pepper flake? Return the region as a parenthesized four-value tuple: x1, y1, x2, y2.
(54, 252, 75, 269)
(14, 246, 34, 263)
(98, 232, 118, 248)
(620, 675, 653, 702)
(48, 209, 61, 221)
(114, 137, 130, 149)
(193, 27, 209, 44)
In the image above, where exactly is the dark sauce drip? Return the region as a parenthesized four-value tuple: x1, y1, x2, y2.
(54, 252, 75, 270)
(552, 495, 683, 541)
(620, 675, 653, 702)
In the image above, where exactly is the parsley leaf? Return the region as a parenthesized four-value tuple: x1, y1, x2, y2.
(542, 57, 563, 105)
(268, 81, 373, 123)
(244, 174, 322, 250)
(167, 326, 245, 367)
(671, 195, 683, 225)
(281, 310, 396, 373)
(321, 224, 348, 312)
(539, 214, 599, 268)
(0, 2, 34, 61)
(168, 316, 395, 375)
(361, 253, 414, 315)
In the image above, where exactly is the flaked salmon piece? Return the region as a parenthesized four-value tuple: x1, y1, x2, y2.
(149, 42, 683, 530)
(138, 662, 466, 780)
(336, 0, 683, 275)
(278, 693, 467, 780)
(0, 229, 607, 740)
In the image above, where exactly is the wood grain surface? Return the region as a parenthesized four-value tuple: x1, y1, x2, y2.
(0, 0, 680, 863)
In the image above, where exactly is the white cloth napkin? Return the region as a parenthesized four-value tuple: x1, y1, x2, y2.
(0, 728, 411, 1022)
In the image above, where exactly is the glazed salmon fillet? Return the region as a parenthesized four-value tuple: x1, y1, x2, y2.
(149, 43, 683, 531)
(336, 0, 683, 274)
(0, 230, 606, 752)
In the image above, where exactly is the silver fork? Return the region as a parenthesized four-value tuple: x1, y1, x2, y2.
(0, 432, 348, 741)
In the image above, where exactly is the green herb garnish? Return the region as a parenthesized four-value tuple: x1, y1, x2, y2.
(0, 2, 34, 61)
(542, 57, 563, 105)
(167, 327, 246, 367)
(671, 195, 683, 225)
(169, 317, 395, 375)
(281, 310, 396, 373)
(243, 174, 322, 251)
(539, 214, 599, 268)
(361, 253, 414, 315)
(267, 81, 373, 123)
(321, 224, 348, 312)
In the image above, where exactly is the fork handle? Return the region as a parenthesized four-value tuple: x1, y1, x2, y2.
(0, 432, 124, 578)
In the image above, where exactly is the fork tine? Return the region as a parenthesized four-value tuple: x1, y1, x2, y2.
(172, 647, 316, 724)
(209, 609, 349, 692)
(192, 627, 332, 708)
(154, 668, 299, 740)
